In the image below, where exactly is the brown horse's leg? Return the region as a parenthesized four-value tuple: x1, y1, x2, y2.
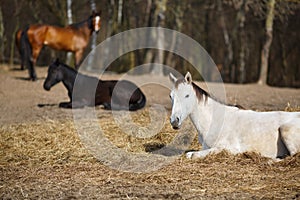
(74, 50, 83, 70)
(32, 45, 43, 65)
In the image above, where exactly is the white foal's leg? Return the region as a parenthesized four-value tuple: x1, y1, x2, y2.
(186, 148, 220, 159)
(279, 120, 300, 156)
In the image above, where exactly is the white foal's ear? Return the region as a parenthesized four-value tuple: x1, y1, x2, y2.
(169, 73, 177, 84)
(185, 72, 192, 84)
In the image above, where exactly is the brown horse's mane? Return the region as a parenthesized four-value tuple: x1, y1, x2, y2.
(68, 16, 92, 29)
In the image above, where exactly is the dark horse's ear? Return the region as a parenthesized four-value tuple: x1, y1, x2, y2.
(54, 58, 60, 65)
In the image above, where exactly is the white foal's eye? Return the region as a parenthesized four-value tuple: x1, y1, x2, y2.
(185, 94, 189, 98)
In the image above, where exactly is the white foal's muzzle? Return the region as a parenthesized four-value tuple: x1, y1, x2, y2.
(170, 115, 181, 129)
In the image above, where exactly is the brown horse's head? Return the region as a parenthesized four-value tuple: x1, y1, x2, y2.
(43, 59, 64, 91)
(90, 11, 101, 33)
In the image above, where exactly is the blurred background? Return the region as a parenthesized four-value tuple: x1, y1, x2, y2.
(0, 0, 299, 87)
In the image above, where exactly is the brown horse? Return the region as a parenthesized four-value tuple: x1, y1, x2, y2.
(16, 11, 101, 80)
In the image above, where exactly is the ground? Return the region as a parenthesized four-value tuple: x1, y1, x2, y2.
(0, 65, 300, 199)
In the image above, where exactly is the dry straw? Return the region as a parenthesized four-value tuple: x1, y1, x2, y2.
(1, 106, 299, 199)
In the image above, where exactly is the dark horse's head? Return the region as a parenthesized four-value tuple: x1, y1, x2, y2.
(43, 58, 64, 91)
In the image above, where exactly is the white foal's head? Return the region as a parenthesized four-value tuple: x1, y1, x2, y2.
(169, 72, 198, 129)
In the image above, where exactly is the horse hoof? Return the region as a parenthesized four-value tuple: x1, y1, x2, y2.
(30, 76, 37, 81)
(59, 102, 71, 108)
(103, 102, 111, 110)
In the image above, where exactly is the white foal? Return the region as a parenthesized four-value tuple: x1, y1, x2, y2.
(169, 72, 300, 159)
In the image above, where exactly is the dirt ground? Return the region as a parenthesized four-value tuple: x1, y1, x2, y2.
(0, 65, 300, 199)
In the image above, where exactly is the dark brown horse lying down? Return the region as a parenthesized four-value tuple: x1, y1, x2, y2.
(43, 59, 146, 110)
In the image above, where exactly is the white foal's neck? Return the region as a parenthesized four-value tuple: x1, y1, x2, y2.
(190, 83, 225, 141)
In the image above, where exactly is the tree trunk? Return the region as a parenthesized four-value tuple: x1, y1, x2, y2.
(65, 0, 73, 66)
(9, 0, 23, 66)
(258, 0, 276, 85)
(279, 33, 289, 85)
(237, 0, 247, 83)
(142, 0, 158, 73)
(108, 0, 119, 37)
(217, 0, 233, 82)
(203, 5, 213, 80)
(86, 0, 97, 70)
(141, 0, 154, 67)
(165, 0, 186, 73)
(0, 5, 5, 64)
(150, 0, 167, 75)
(29, 1, 42, 23)
(117, 0, 123, 25)
(106, 0, 115, 37)
(230, 0, 247, 83)
(132, 0, 152, 73)
(10, 22, 19, 66)
(44, 0, 66, 26)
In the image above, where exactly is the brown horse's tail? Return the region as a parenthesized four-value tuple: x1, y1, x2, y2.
(20, 25, 36, 81)
(129, 92, 146, 111)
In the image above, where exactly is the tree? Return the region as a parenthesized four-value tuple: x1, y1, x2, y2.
(65, 0, 73, 66)
(0, 0, 298, 87)
(258, 0, 276, 85)
(86, 0, 97, 70)
(217, 0, 233, 82)
(117, 0, 123, 25)
(146, 0, 167, 75)
(236, 0, 247, 83)
(151, 0, 167, 75)
(0, 4, 5, 64)
(165, 0, 187, 71)
(223, 0, 248, 83)
(9, 0, 24, 65)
